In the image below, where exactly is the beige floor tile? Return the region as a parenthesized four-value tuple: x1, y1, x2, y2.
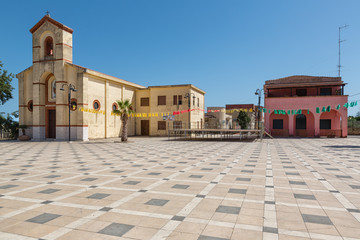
(77, 219, 113, 232)
(279, 234, 311, 240)
(335, 226, 360, 238)
(2, 221, 59, 238)
(174, 221, 207, 235)
(123, 226, 159, 239)
(231, 228, 262, 240)
(201, 225, 233, 239)
(168, 231, 199, 240)
(236, 214, 263, 226)
(305, 223, 341, 236)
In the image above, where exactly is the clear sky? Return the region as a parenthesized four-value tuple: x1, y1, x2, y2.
(1, 0, 360, 116)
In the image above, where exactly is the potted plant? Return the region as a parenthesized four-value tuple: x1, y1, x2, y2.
(18, 125, 30, 141)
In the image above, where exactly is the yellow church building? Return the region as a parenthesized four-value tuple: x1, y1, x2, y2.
(17, 15, 205, 141)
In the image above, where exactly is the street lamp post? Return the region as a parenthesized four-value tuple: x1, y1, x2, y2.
(255, 88, 264, 130)
(60, 84, 77, 141)
(184, 93, 196, 129)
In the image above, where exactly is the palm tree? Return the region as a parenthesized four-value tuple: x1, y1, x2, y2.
(113, 99, 134, 142)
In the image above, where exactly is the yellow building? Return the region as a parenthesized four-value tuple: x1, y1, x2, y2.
(17, 15, 205, 141)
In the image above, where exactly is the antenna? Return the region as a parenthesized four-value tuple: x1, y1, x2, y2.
(338, 24, 349, 77)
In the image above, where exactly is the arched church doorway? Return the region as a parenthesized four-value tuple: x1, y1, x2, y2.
(44, 73, 56, 138)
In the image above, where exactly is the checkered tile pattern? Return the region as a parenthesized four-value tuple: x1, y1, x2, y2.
(0, 136, 360, 240)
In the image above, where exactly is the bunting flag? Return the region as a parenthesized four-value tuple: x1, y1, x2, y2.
(78, 107, 205, 118)
(256, 100, 357, 115)
(77, 100, 358, 118)
(207, 108, 254, 113)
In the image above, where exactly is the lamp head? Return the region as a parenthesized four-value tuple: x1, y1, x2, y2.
(60, 88, 65, 91)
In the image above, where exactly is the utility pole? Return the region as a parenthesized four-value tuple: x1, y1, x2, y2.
(338, 24, 349, 77)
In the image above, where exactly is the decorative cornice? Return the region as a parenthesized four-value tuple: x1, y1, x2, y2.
(33, 58, 72, 64)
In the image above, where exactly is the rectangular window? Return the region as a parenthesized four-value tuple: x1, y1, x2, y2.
(193, 97, 195, 106)
(140, 97, 149, 106)
(273, 119, 283, 129)
(158, 96, 166, 105)
(197, 98, 199, 107)
(320, 119, 331, 129)
(296, 89, 307, 96)
(173, 95, 183, 105)
(158, 121, 166, 130)
(173, 121, 182, 129)
(320, 88, 332, 96)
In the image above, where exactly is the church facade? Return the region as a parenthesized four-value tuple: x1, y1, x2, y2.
(17, 15, 205, 141)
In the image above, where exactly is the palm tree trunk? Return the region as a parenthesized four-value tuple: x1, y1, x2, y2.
(121, 117, 128, 142)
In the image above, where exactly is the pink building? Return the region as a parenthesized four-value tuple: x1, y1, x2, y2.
(264, 76, 348, 137)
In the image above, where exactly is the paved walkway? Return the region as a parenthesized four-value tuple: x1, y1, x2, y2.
(0, 137, 360, 240)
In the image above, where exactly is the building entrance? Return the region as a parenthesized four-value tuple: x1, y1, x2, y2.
(141, 120, 149, 136)
(47, 110, 56, 138)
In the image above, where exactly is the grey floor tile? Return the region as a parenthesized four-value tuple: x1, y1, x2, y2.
(198, 235, 229, 240)
(228, 188, 247, 194)
(172, 184, 190, 189)
(289, 181, 306, 185)
(11, 172, 27, 176)
(241, 170, 253, 173)
(216, 205, 240, 214)
(98, 223, 134, 237)
(38, 188, 60, 194)
(44, 175, 61, 179)
(301, 214, 333, 225)
(123, 181, 141, 185)
(145, 198, 169, 206)
(189, 175, 203, 178)
(236, 177, 251, 182)
(81, 177, 97, 181)
(336, 175, 352, 179)
(26, 213, 61, 224)
(171, 215, 185, 221)
(0, 184, 18, 189)
(99, 207, 113, 212)
(347, 208, 360, 213)
(294, 193, 316, 200)
(263, 226, 278, 234)
(87, 193, 110, 199)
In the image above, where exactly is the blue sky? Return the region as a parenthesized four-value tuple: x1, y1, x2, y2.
(1, 0, 360, 116)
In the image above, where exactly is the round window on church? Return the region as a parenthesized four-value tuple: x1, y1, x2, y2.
(27, 100, 33, 112)
(93, 100, 101, 110)
(71, 98, 77, 111)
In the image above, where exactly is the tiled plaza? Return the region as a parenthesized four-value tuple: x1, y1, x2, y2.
(0, 137, 360, 240)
